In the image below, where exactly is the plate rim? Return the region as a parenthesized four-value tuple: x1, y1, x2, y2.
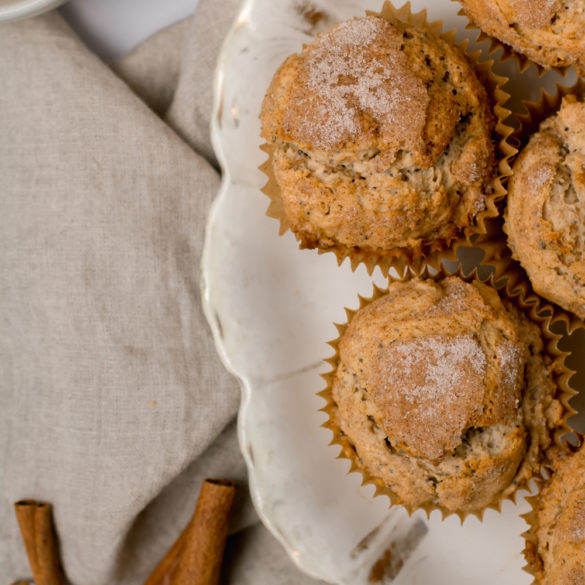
(0, 0, 65, 22)
(200, 0, 328, 580)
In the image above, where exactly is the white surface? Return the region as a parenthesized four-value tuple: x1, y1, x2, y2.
(202, 1, 577, 584)
(60, 0, 200, 60)
(0, 0, 64, 22)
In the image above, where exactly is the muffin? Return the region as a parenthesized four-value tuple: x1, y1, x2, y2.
(260, 13, 496, 267)
(457, 0, 585, 76)
(524, 440, 585, 585)
(505, 96, 585, 320)
(323, 276, 565, 517)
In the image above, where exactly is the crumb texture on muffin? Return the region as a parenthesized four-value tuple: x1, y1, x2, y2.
(505, 97, 585, 319)
(526, 442, 585, 585)
(329, 277, 561, 515)
(458, 0, 585, 75)
(260, 15, 495, 258)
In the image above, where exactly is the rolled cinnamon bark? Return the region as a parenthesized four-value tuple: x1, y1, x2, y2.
(173, 479, 235, 585)
(144, 479, 236, 585)
(144, 522, 189, 585)
(14, 501, 64, 585)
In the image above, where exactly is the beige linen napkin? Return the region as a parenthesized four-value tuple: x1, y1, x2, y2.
(0, 3, 321, 584)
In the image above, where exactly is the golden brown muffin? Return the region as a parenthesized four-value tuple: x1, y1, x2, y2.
(458, 0, 585, 76)
(505, 96, 585, 320)
(524, 440, 585, 585)
(260, 15, 495, 262)
(327, 276, 563, 516)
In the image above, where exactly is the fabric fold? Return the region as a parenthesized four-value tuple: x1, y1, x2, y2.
(110, 18, 190, 118)
(0, 9, 242, 584)
(163, 0, 243, 166)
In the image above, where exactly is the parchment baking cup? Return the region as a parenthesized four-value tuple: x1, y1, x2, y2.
(521, 434, 584, 585)
(515, 77, 585, 145)
(258, 0, 516, 277)
(499, 79, 585, 321)
(455, 3, 573, 78)
(318, 260, 577, 521)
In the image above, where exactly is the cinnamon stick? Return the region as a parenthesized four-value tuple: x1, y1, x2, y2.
(14, 501, 64, 585)
(173, 479, 235, 585)
(145, 479, 236, 585)
(144, 520, 189, 585)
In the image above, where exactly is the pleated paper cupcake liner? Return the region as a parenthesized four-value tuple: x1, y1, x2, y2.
(259, 0, 516, 276)
(515, 77, 585, 144)
(318, 258, 577, 521)
(521, 434, 585, 585)
(500, 78, 585, 323)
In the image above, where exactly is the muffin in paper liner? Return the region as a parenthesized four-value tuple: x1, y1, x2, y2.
(521, 434, 585, 585)
(504, 78, 585, 321)
(318, 261, 577, 521)
(258, 1, 516, 276)
(454, 0, 582, 78)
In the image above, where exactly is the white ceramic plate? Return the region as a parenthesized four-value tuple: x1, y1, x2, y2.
(0, 0, 65, 22)
(202, 1, 577, 583)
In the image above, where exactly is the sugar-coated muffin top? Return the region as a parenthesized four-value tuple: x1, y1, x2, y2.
(525, 441, 585, 585)
(262, 16, 430, 157)
(458, 0, 585, 75)
(260, 15, 495, 259)
(329, 277, 562, 515)
(506, 97, 585, 319)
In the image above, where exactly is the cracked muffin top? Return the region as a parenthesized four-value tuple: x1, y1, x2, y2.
(260, 15, 495, 261)
(524, 441, 585, 585)
(505, 97, 585, 319)
(329, 277, 563, 516)
(458, 0, 585, 76)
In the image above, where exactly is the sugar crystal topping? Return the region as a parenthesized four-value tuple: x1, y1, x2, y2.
(496, 340, 524, 390)
(383, 334, 487, 405)
(528, 163, 555, 195)
(426, 279, 469, 316)
(290, 16, 428, 150)
(506, 0, 561, 29)
(571, 504, 585, 541)
(368, 333, 488, 459)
